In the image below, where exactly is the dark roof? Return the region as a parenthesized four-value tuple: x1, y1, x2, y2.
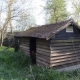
(15, 19, 80, 40)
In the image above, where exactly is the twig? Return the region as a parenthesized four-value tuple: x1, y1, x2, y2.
(29, 65, 35, 80)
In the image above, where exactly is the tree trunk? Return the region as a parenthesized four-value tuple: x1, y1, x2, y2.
(10, 21, 13, 34)
(1, 33, 3, 46)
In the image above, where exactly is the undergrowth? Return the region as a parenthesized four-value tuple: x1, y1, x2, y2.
(0, 46, 80, 80)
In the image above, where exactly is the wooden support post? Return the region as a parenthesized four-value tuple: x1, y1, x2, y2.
(15, 37, 19, 52)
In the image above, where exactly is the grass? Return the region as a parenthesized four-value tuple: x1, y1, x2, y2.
(0, 46, 80, 80)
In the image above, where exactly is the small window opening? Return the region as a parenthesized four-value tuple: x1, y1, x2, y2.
(66, 26, 73, 33)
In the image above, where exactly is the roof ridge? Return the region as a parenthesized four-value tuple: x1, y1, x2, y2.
(37, 18, 74, 27)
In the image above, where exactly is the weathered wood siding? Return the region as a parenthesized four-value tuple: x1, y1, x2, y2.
(50, 26, 80, 68)
(36, 39, 50, 67)
(19, 38, 30, 56)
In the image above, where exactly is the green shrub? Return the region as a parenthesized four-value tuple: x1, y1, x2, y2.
(0, 48, 30, 68)
(0, 46, 80, 80)
(35, 68, 67, 80)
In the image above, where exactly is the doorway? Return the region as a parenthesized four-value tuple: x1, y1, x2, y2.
(30, 38, 36, 64)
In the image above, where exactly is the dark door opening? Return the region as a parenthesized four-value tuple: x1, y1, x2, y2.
(30, 38, 36, 64)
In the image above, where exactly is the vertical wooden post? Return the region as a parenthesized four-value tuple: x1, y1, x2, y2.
(1, 33, 3, 46)
(15, 37, 19, 52)
(30, 38, 36, 64)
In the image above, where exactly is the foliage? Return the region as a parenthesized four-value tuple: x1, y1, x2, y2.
(70, 0, 80, 25)
(45, 0, 68, 23)
(0, 46, 80, 80)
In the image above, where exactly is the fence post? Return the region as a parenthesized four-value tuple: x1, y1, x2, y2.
(15, 37, 19, 52)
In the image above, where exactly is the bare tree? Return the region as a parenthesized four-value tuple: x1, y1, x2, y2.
(0, 0, 35, 46)
(70, 0, 80, 25)
(16, 12, 35, 31)
(0, 0, 16, 46)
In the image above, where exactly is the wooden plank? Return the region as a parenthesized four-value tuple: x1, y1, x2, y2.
(20, 37, 29, 40)
(20, 38, 29, 41)
(20, 45, 29, 48)
(20, 47, 29, 50)
(50, 39, 80, 43)
(51, 44, 80, 47)
(51, 36, 80, 40)
(51, 42, 80, 46)
(50, 48, 80, 53)
(36, 44, 49, 46)
(20, 45, 29, 54)
(37, 39, 49, 44)
(51, 52, 73, 56)
(37, 41, 49, 44)
(52, 62, 79, 69)
(37, 48, 50, 53)
(20, 43, 29, 45)
(37, 45, 50, 49)
(51, 42, 80, 45)
(36, 59, 50, 66)
(20, 48, 29, 51)
(51, 57, 79, 64)
(20, 45, 29, 49)
(20, 49, 29, 52)
(51, 60, 79, 67)
(51, 41, 80, 44)
(37, 50, 50, 55)
(51, 50, 73, 53)
(51, 48, 74, 52)
(50, 59, 79, 67)
(50, 61, 79, 68)
(36, 53, 50, 59)
(20, 48, 29, 52)
(20, 40, 29, 42)
(37, 39, 49, 42)
(19, 38, 29, 45)
(51, 50, 80, 57)
(50, 54, 77, 60)
(37, 62, 50, 67)
(36, 56, 50, 63)
(37, 50, 50, 56)
(50, 45, 80, 50)
(51, 48, 80, 52)
(50, 43, 80, 47)
(20, 50, 29, 54)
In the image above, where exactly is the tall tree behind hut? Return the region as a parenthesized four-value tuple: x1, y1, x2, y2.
(70, 0, 80, 25)
(0, 0, 15, 46)
(0, 0, 35, 46)
(45, 0, 68, 23)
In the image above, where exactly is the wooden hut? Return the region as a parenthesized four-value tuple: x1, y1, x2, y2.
(14, 19, 80, 70)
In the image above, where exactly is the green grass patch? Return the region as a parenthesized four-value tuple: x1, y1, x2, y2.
(0, 46, 80, 80)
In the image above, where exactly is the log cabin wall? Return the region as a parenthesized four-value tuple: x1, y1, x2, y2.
(36, 39, 50, 67)
(19, 38, 30, 56)
(50, 26, 80, 69)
